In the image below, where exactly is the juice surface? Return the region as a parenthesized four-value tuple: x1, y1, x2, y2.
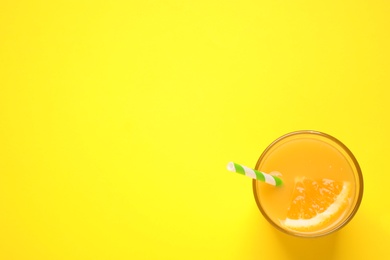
(255, 135, 358, 235)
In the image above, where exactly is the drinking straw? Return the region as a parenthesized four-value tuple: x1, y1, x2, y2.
(227, 162, 283, 186)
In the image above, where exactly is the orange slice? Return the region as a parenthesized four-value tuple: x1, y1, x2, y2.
(281, 177, 351, 231)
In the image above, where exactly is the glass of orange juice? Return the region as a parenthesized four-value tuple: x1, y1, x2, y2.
(253, 130, 363, 237)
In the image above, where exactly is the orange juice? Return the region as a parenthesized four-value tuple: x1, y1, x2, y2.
(253, 131, 363, 237)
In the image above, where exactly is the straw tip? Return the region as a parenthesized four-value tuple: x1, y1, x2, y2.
(274, 177, 283, 186)
(227, 162, 235, 171)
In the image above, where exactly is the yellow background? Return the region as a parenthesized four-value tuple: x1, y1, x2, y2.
(1, 1, 389, 259)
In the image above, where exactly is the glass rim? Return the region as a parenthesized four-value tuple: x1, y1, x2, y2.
(252, 130, 364, 238)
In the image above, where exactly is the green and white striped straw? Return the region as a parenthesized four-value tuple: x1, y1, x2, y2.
(227, 162, 283, 186)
